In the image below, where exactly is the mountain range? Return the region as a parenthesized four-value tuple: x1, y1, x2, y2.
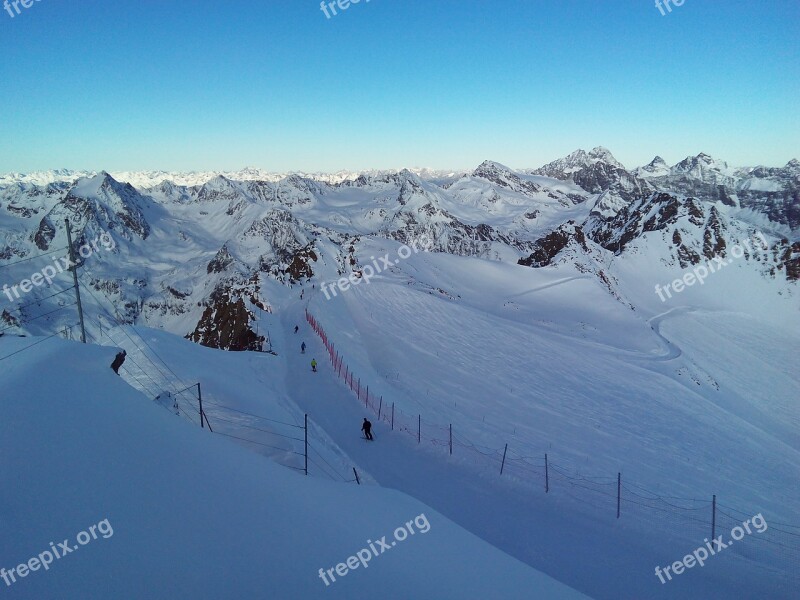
(1, 147, 797, 350)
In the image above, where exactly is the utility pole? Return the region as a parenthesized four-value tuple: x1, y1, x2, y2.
(64, 219, 86, 343)
(197, 382, 205, 429)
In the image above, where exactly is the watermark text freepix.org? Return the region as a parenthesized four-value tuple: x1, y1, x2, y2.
(655, 232, 768, 302)
(3, 0, 43, 19)
(1, 518, 114, 588)
(655, 0, 687, 16)
(318, 513, 431, 587)
(654, 513, 767, 584)
(321, 236, 433, 301)
(2, 233, 115, 304)
(320, 0, 370, 20)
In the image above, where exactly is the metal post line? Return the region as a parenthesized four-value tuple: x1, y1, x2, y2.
(304, 414, 309, 477)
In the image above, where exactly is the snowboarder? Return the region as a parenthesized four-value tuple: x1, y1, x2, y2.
(294, 325, 299, 334)
(362, 418, 373, 441)
(301, 342, 306, 354)
(110, 350, 126, 374)
(311, 359, 317, 372)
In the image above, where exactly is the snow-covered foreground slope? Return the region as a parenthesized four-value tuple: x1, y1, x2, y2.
(0, 336, 590, 600)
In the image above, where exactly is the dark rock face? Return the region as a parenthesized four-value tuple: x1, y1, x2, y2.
(33, 217, 56, 250)
(702, 208, 727, 260)
(208, 245, 235, 274)
(285, 245, 318, 282)
(518, 223, 587, 268)
(1, 310, 20, 329)
(774, 239, 800, 281)
(673, 230, 702, 268)
(188, 290, 264, 352)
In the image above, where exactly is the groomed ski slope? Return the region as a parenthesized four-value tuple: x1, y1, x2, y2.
(289, 237, 799, 599)
(0, 336, 590, 600)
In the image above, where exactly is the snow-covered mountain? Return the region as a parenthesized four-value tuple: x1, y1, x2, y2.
(1, 148, 799, 599)
(1, 150, 798, 351)
(0, 167, 465, 189)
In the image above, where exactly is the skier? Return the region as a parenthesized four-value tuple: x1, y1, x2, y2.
(294, 325, 299, 334)
(110, 350, 126, 374)
(362, 418, 373, 441)
(311, 359, 317, 372)
(301, 342, 306, 354)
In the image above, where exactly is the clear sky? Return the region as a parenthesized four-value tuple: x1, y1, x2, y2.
(0, 0, 797, 173)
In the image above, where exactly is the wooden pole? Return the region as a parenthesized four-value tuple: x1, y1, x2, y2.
(353, 468, 361, 485)
(378, 396, 383, 420)
(501, 443, 508, 474)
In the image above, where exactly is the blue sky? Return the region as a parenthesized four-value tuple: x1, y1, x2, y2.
(0, 0, 797, 172)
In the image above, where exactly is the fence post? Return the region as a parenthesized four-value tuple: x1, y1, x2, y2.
(353, 468, 361, 485)
(304, 414, 309, 476)
(712, 495, 716, 541)
(545, 453, 549, 493)
(366, 385, 369, 408)
(501, 443, 508, 474)
(418, 415, 421, 444)
(378, 396, 383, 419)
(391, 403, 395, 430)
(449, 424, 452, 455)
(617, 472, 621, 519)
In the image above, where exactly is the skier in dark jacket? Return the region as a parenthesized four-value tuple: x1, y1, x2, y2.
(362, 418, 373, 441)
(301, 342, 306, 354)
(110, 350, 127, 374)
(294, 325, 299, 334)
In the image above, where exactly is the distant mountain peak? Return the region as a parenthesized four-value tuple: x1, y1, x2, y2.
(473, 160, 514, 176)
(588, 146, 624, 168)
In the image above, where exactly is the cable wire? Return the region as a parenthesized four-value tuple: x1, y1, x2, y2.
(0, 247, 69, 269)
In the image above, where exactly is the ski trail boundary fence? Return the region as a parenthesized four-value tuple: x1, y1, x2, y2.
(305, 309, 800, 583)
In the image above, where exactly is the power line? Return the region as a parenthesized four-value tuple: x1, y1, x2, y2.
(0, 300, 78, 333)
(0, 329, 69, 362)
(5, 286, 77, 314)
(0, 247, 69, 269)
(214, 431, 304, 456)
(200, 400, 303, 429)
(78, 273, 185, 383)
(79, 281, 180, 394)
(207, 412, 305, 442)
